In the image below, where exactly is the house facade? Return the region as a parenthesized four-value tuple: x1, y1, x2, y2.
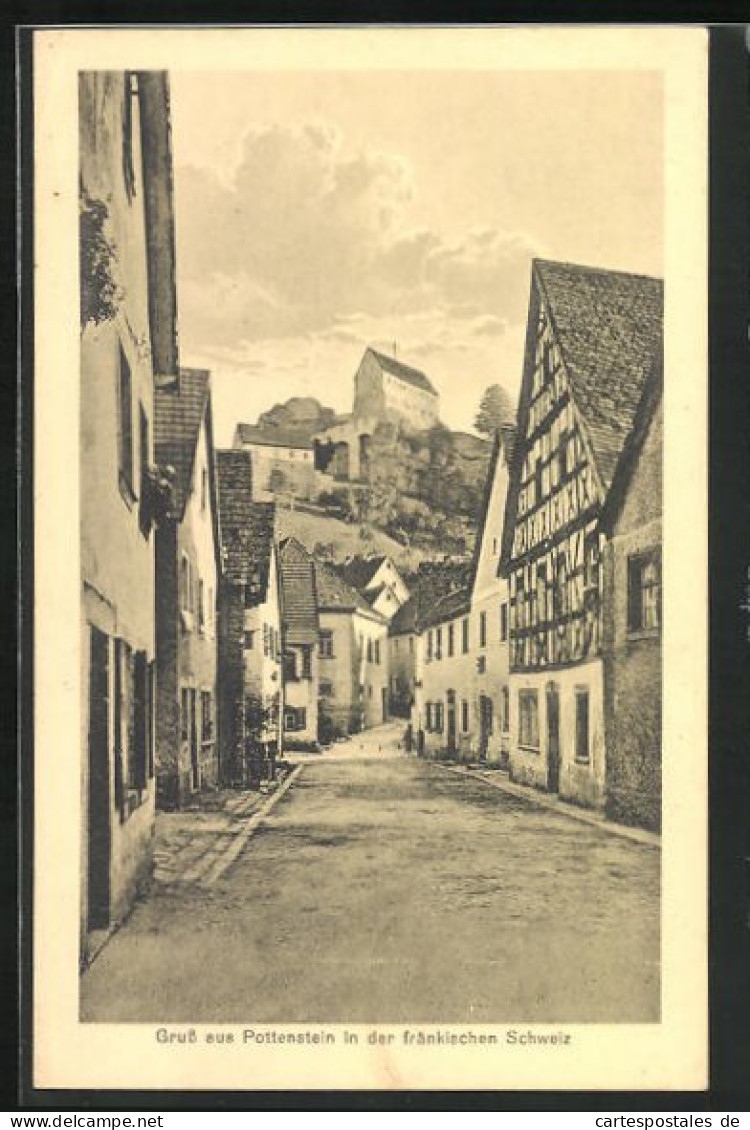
(233, 423, 316, 501)
(500, 259, 663, 811)
(413, 587, 475, 759)
(154, 369, 220, 807)
(601, 367, 663, 831)
(468, 426, 516, 764)
(79, 71, 178, 961)
(314, 560, 389, 737)
(352, 347, 440, 432)
(216, 451, 283, 787)
(279, 537, 321, 748)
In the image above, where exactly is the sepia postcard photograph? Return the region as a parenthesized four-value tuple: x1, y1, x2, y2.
(31, 25, 708, 1093)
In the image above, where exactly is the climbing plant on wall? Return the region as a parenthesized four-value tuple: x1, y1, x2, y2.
(80, 187, 122, 329)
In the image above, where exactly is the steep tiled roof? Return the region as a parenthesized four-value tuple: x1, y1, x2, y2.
(600, 354, 663, 535)
(390, 561, 473, 635)
(368, 348, 437, 396)
(421, 585, 472, 630)
(337, 555, 387, 592)
(278, 537, 319, 645)
(314, 558, 385, 620)
(216, 450, 276, 598)
(535, 259, 663, 490)
(154, 368, 210, 517)
(235, 423, 313, 450)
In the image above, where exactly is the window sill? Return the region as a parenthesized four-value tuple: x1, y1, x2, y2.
(626, 628, 660, 642)
(574, 757, 591, 766)
(517, 744, 541, 754)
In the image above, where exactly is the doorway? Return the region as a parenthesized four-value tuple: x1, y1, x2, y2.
(479, 694, 493, 760)
(381, 686, 388, 723)
(189, 689, 200, 792)
(446, 690, 457, 754)
(87, 626, 111, 930)
(546, 682, 561, 793)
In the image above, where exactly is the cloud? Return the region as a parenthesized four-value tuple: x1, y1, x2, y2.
(175, 121, 542, 355)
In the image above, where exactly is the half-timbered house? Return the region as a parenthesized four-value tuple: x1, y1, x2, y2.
(500, 259, 663, 810)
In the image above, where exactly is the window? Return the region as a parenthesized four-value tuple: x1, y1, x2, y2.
(436, 627, 443, 660)
(138, 406, 150, 536)
(180, 688, 189, 743)
(461, 617, 469, 654)
(501, 686, 510, 733)
(367, 639, 373, 663)
(263, 624, 269, 656)
(198, 579, 205, 633)
(492, 536, 498, 555)
(180, 554, 192, 615)
(448, 623, 455, 658)
(207, 587, 214, 636)
(575, 688, 590, 763)
(409, 636, 414, 655)
(319, 630, 334, 658)
(627, 551, 661, 633)
(201, 691, 213, 742)
(500, 602, 508, 642)
(558, 430, 568, 481)
(427, 630, 434, 662)
(201, 468, 209, 511)
(518, 689, 539, 749)
(436, 702, 444, 733)
(284, 707, 307, 732)
(479, 611, 487, 648)
(131, 649, 148, 792)
(301, 646, 312, 679)
(244, 630, 255, 651)
(374, 640, 380, 665)
(320, 679, 334, 697)
(461, 700, 469, 733)
(118, 344, 134, 499)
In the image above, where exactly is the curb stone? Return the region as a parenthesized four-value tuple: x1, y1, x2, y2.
(430, 760, 661, 850)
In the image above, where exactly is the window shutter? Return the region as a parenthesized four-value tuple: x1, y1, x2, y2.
(627, 557, 641, 631)
(113, 640, 125, 819)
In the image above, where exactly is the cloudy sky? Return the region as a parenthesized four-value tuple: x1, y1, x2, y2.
(170, 70, 663, 444)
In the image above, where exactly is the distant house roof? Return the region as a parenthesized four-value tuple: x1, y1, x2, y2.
(234, 423, 314, 451)
(278, 537, 319, 646)
(216, 449, 276, 598)
(154, 367, 211, 517)
(337, 554, 388, 592)
(390, 561, 473, 635)
(534, 259, 663, 490)
(368, 348, 438, 397)
(314, 558, 386, 620)
(421, 585, 472, 630)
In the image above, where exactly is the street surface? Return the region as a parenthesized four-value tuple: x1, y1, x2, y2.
(81, 723, 660, 1024)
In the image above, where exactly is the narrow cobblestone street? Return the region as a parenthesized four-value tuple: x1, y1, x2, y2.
(81, 725, 660, 1025)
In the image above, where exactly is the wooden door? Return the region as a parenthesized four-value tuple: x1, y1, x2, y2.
(88, 627, 111, 930)
(446, 691, 457, 753)
(190, 689, 199, 791)
(546, 682, 561, 793)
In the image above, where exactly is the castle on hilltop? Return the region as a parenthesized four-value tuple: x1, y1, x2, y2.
(313, 346, 440, 482)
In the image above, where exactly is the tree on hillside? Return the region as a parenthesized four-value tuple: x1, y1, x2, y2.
(474, 383, 515, 437)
